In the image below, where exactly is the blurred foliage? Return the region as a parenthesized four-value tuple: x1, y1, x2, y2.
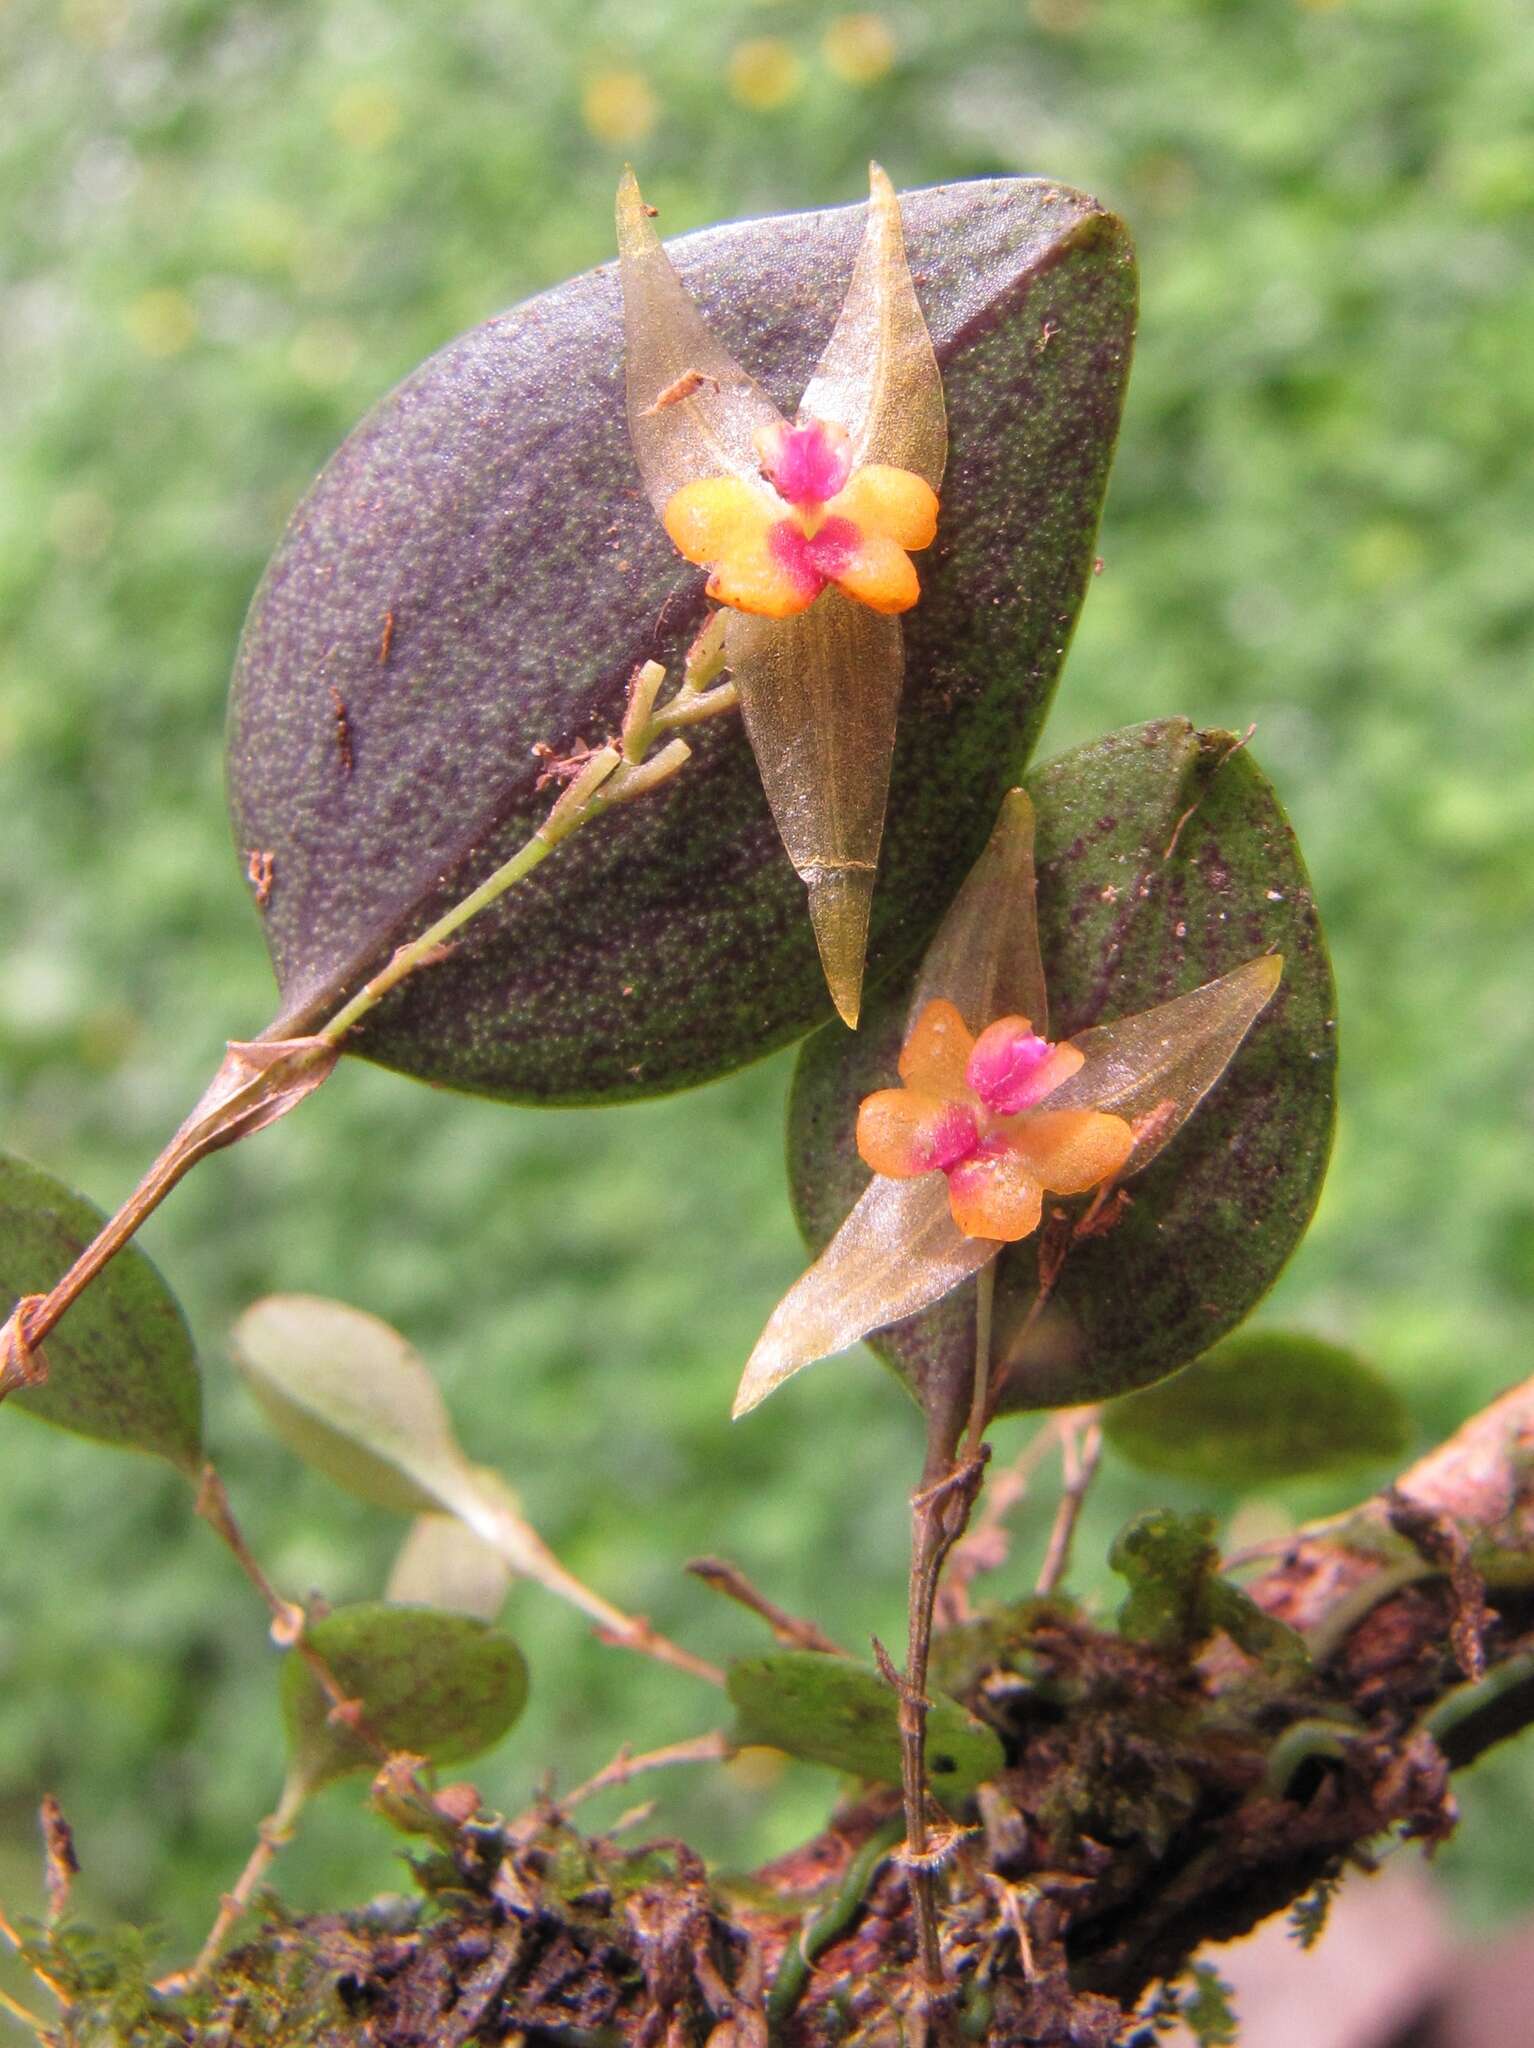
(1, 0, 1532, 1980)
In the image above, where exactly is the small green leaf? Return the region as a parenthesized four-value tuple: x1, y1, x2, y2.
(728, 1650, 1003, 1803)
(231, 1293, 471, 1514)
(0, 1151, 202, 1472)
(1104, 1332, 1409, 1487)
(386, 1509, 515, 1621)
(281, 1601, 527, 1792)
(1110, 1509, 1306, 1669)
(787, 720, 1336, 1417)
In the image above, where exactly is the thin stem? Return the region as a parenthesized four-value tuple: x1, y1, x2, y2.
(317, 658, 738, 1050)
(195, 1465, 393, 1751)
(0, 1984, 49, 2036)
(962, 1263, 996, 1461)
(0, 1900, 69, 2011)
(890, 1446, 987, 2026)
(443, 1483, 726, 1688)
(687, 1556, 846, 1654)
(0, 1039, 334, 1393)
(175, 1777, 308, 1991)
(0, 643, 739, 1411)
(557, 1730, 731, 1815)
(1034, 1409, 1103, 1597)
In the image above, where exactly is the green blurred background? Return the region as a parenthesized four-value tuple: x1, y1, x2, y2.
(2, 0, 1532, 1988)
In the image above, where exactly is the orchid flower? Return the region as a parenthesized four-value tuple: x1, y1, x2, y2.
(733, 789, 1284, 1418)
(618, 165, 947, 1029)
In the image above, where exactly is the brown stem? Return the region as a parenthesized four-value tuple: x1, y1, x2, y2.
(195, 1464, 391, 1756)
(557, 1731, 732, 1816)
(1034, 1408, 1103, 1596)
(174, 1777, 308, 1990)
(686, 1557, 846, 1655)
(889, 1428, 989, 2027)
(0, 1037, 335, 1401)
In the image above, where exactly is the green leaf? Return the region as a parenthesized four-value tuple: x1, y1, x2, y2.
(728, 1650, 1003, 1803)
(281, 1602, 527, 1792)
(228, 179, 1135, 1104)
(0, 1151, 202, 1473)
(1104, 1332, 1409, 1487)
(385, 1510, 515, 1621)
(231, 1293, 472, 1515)
(786, 720, 1336, 1418)
(1110, 1509, 1305, 1669)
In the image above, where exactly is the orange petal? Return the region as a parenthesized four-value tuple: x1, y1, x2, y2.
(898, 998, 974, 1097)
(662, 476, 774, 565)
(665, 483, 820, 617)
(828, 465, 939, 550)
(857, 1087, 977, 1178)
(832, 531, 920, 614)
(945, 1147, 1044, 1243)
(1002, 1109, 1135, 1195)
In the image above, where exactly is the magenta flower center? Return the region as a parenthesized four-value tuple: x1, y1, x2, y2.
(756, 419, 854, 508)
(966, 1025, 1058, 1115)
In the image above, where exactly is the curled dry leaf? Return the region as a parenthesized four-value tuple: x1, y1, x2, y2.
(620, 165, 947, 1027)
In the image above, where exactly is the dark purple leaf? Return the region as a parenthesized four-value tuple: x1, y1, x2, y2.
(228, 179, 1135, 1102)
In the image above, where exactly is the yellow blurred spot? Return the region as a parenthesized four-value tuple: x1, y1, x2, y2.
(728, 37, 803, 111)
(49, 488, 115, 562)
(329, 81, 403, 153)
(1298, 0, 1346, 10)
(61, 0, 128, 49)
(725, 1744, 788, 1791)
(1029, 0, 1093, 28)
(822, 13, 895, 86)
(124, 287, 198, 358)
(234, 197, 309, 274)
(581, 69, 659, 147)
(1345, 520, 1426, 593)
(289, 319, 361, 389)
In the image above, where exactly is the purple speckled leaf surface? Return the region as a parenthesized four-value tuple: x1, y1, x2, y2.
(786, 721, 1337, 1417)
(227, 178, 1135, 1103)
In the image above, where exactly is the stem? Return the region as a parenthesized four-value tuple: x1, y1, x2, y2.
(442, 1481, 726, 1689)
(180, 1776, 308, 1990)
(0, 1985, 48, 2036)
(1034, 1408, 1104, 1597)
(0, 645, 738, 1413)
(195, 1465, 395, 1751)
(0, 1038, 334, 1395)
(962, 1263, 996, 1461)
(766, 1813, 905, 2025)
(557, 1730, 732, 1815)
(890, 1439, 989, 2024)
(687, 1556, 846, 1654)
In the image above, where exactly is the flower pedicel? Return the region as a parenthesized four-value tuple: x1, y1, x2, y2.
(734, 789, 1284, 1418)
(618, 165, 947, 1029)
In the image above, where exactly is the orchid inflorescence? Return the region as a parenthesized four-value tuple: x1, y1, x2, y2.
(619, 164, 946, 1029)
(735, 790, 1283, 1420)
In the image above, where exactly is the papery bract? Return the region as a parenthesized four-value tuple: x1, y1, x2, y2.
(734, 791, 1283, 1418)
(619, 164, 947, 1027)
